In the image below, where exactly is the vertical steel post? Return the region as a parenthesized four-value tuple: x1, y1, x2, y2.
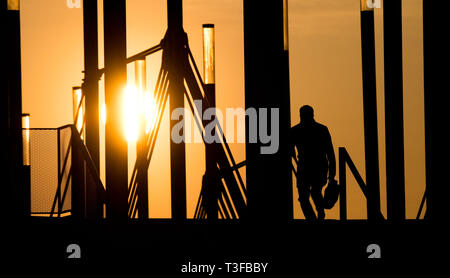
(21, 114, 31, 216)
(4, 0, 27, 219)
(243, 0, 292, 221)
(383, 0, 406, 221)
(82, 0, 102, 219)
(360, 3, 381, 220)
(135, 59, 149, 219)
(71, 87, 86, 219)
(202, 24, 218, 221)
(339, 148, 347, 221)
(167, 0, 187, 221)
(423, 1, 438, 220)
(103, 0, 128, 220)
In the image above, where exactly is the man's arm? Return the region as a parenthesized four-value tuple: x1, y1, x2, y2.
(325, 127, 336, 180)
(289, 126, 298, 159)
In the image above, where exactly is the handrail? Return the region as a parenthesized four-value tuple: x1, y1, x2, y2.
(338, 147, 384, 220)
(290, 147, 384, 220)
(71, 126, 105, 193)
(416, 188, 427, 219)
(128, 67, 170, 218)
(185, 46, 247, 218)
(49, 124, 105, 217)
(339, 148, 368, 197)
(187, 46, 247, 197)
(98, 44, 162, 76)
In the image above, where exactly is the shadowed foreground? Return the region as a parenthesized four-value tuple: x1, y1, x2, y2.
(5, 219, 438, 270)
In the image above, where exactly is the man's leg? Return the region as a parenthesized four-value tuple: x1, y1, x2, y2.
(311, 184, 325, 220)
(298, 184, 316, 220)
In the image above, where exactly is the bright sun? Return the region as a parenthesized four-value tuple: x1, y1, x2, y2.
(124, 84, 157, 143)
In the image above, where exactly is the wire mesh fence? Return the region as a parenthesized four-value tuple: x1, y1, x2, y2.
(29, 125, 72, 217)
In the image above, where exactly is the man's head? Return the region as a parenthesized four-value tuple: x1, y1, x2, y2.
(300, 105, 314, 123)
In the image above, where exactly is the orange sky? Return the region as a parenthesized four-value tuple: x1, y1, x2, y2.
(20, 0, 425, 219)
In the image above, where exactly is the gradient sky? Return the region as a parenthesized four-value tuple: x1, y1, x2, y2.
(20, 0, 425, 219)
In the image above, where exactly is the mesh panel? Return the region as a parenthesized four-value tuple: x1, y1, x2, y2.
(29, 127, 72, 216)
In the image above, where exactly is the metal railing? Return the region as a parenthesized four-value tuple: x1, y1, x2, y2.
(291, 147, 385, 220)
(186, 45, 247, 219)
(194, 161, 247, 219)
(27, 126, 71, 216)
(338, 147, 371, 220)
(124, 39, 247, 219)
(49, 125, 105, 218)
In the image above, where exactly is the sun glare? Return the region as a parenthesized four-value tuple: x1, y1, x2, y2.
(124, 85, 140, 142)
(144, 91, 157, 134)
(124, 85, 157, 142)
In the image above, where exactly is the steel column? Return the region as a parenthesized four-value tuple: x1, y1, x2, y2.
(83, 0, 102, 219)
(243, 0, 292, 221)
(383, 0, 406, 221)
(360, 9, 382, 220)
(4, 0, 28, 219)
(103, 0, 128, 220)
(167, 0, 187, 221)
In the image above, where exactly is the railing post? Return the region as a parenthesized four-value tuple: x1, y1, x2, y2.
(22, 114, 31, 217)
(71, 127, 85, 220)
(339, 147, 347, 221)
(57, 128, 62, 217)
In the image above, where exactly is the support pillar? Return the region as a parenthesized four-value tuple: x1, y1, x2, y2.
(383, 0, 405, 222)
(383, 0, 406, 221)
(103, 0, 128, 220)
(360, 3, 381, 220)
(167, 0, 187, 221)
(83, 0, 102, 219)
(202, 24, 218, 221)
(4, 0, 28, 219)
(243, 0, 292, 221)
(423, 1, 440, 220)
(135, 59, 149, 219)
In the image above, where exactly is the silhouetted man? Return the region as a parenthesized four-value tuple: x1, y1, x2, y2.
(291, 105, 336, 220)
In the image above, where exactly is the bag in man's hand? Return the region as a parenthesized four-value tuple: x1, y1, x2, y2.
(323, 179, 340, 209)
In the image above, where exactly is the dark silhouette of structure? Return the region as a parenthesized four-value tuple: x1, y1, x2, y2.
(360, 3, 382, 221)
(103, 0, 129, 220)
(423, 0, 439, 220)
(383, 0, 406, 221)
(82, 0, 102, 219)
(4, 0, 441, 267)
(244, 0, 292, 222)
(3, 0, 29, 220)
(202, 23, 219, 221)
(291, 106, 336, 220)
(5, 0, 433, 225)
(167, 0, 187, 221)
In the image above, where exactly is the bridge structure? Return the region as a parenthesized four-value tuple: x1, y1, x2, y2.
(5, 0, 434, 223)
(3, 1, 440, 266)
